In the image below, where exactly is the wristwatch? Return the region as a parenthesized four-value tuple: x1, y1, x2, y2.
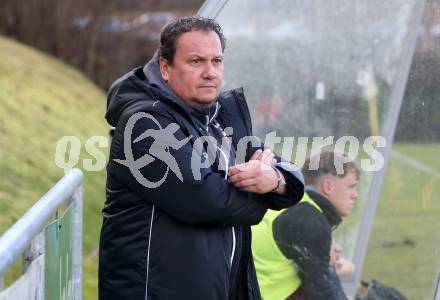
(271, 166, 286, 192)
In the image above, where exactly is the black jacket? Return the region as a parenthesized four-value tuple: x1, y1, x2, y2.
(272, 189, 347, 300)
(99, 56, 304, 300)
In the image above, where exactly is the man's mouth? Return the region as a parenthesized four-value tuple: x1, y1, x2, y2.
(199, 83, 217, 88)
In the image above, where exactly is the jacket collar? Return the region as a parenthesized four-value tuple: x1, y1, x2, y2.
(305, 187, 342, 229)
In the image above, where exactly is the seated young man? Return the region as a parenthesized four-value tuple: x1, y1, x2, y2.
(252, 151, 360, 300)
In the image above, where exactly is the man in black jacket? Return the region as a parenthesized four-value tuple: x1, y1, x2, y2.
(99, 16, 304, 300)
(252, 151, 360, 300)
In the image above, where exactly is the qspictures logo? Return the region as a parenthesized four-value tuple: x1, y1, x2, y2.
(54, 112, 387, 188)
(113, 112, 192, 188)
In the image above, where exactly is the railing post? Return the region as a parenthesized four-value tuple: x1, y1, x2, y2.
(22, 231, 45, 273)
(21, 231, 45, 300)
(72, 183, 83, 300)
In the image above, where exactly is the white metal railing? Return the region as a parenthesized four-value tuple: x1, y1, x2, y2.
(0, 168, 83, 300)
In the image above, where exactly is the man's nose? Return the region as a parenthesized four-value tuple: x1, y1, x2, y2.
(202, 62, 217, 79)
(352, 190, 359, 200)
(334, 242, 342, 253)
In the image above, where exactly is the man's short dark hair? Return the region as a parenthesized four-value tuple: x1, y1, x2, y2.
(302, 150, 361, 186)
(159, 16, 226, 65)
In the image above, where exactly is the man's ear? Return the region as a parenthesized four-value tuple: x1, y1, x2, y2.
(320, 177, 334, 197)
(159, 57, 170, 81)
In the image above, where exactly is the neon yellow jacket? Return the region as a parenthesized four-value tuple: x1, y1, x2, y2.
(252, 194, 322, 300)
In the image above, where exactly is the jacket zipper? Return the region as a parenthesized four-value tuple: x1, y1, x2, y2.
(217, 145, 236, 270)
(206, 111, 236, 271)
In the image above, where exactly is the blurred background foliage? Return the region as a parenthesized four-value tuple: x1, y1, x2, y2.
(0, 0, 204, 90)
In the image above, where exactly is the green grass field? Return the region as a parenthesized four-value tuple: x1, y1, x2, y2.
(0, 36, 107, 299)
(361, 143, 440, 300)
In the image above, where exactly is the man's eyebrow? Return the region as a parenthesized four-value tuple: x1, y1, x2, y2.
(187, 53, 223, 59)
(188, 54, 203, 58)
(186, 54, 206, 61)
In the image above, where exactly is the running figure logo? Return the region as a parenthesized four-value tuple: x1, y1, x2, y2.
(115, 112, 192, 188)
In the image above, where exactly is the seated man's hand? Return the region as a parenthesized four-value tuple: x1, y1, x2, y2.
(335, 257, 355, 277)
(330, 240, 355, 277)
(330, 239, 342, 268)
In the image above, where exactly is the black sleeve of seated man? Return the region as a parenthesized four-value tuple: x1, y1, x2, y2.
(272, 204, 348, 300)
